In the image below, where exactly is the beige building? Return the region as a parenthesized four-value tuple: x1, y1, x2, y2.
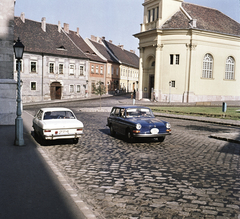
(134, 0, 240, 102)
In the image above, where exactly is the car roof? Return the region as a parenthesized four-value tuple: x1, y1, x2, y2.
(40, 107, 73, 112)
(112, 106, 150, 109)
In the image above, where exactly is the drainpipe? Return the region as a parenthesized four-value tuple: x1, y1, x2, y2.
(42, 53, 44, 101)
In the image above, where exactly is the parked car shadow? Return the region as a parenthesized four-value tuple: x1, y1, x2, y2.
(31, 131, 78, 146)
(99, 128, 165, 144)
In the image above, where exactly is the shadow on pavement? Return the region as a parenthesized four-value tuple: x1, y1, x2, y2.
(31, 131, 78, 146)
(99, 128, 166, 144)
(0, 125, 84, 219)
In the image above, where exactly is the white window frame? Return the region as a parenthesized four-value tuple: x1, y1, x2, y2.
(79, 65, 84, 76)
(31, 81, 37, 90)
(59, 64, 64, 74)
(69, 85, 74, 93)
(100, 66, 103, 74)
(30, 61, 37, 73)
(225, 56, 235, 80)
(77, 85, 81, 93)
(202, 54, 213, 79)
(69, 64, 75, 75)
(49, 62, 55, 73)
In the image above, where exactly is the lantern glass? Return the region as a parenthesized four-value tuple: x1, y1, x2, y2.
(14, 38, 24, 60)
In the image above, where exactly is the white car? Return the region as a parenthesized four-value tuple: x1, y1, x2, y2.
(33, 107, 83, 144)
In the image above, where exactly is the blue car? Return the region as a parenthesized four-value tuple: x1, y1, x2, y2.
(107, 106, 171, 142)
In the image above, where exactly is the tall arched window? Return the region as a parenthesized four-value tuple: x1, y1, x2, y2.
(225, 56, 235, 80)
(202, 54, 213, 78)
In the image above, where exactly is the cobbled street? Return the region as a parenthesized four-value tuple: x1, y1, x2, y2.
(25, 97, 240, 218)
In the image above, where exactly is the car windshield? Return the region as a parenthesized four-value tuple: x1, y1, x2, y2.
(126, 108, 154, 118)
(43, 111, 75, 120)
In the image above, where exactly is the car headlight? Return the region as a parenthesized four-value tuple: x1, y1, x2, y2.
(136, 123, 142, 130)
(166, 123, 171, 129)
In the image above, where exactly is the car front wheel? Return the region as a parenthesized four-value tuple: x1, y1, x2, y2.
(110, 125, 115, 136)
(158, 136, 165, 142)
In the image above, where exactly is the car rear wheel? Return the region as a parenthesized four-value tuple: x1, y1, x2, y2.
(158, 136, 165, 142)
(110, 125, 115, 136)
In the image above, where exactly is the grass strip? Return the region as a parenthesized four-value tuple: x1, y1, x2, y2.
(149, 106, 240, 120)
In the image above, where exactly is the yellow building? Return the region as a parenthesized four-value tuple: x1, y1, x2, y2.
(134, 0, 240, 102)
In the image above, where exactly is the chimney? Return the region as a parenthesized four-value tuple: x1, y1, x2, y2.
(118, 45, 124, 50)
(58, 21, 61, 33)
(20, 12, 25, 23)
(91, 35, 97, 41)
(130, 50, 135, 54)
(41, 17, 46, 32)
(189, 19, 197, 28)
(102, 36, 105, 40)
(63, 23, 69, 34)
(109, 40, 112, 43)
(77, 27, 79, 35)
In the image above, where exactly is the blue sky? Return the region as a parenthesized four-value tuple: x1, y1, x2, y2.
(14, 0, 240, 56)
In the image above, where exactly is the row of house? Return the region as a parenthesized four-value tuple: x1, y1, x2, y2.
(14, 13, 139, 103)
(134, 0, 240, 102)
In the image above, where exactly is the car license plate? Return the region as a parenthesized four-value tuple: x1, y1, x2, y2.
(151, 128, 159, 134)
(59, 130, 69, 134)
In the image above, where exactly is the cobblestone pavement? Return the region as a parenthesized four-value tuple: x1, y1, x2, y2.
(25, 101, 240, 219)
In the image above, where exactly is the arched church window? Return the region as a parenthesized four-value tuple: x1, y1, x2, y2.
(202, 54, 213, 78)
(225, 56, 235, 80)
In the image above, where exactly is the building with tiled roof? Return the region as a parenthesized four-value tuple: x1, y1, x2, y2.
(86, 36, 139, 94)
(134, 0, 240, 102)
(85, 36, 120, 94)
(14, 14, 106, 102)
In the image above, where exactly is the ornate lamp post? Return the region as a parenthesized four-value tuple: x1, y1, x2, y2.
(14, 38, 25, 146)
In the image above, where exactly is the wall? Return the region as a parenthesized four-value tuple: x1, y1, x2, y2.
(0, 0, 16, 125)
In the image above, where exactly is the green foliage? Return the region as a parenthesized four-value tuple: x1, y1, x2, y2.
(92, 81, 106, 109)
(92, 81, 106, 96)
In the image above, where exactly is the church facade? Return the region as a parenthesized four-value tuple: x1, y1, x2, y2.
(134, 0, 240, 102)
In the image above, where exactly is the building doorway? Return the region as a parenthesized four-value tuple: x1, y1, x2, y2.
(50, 82, 62, 100)
(149, 75, 154, 99)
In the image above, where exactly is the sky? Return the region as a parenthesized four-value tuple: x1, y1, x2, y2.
(14, 0, 240, 56)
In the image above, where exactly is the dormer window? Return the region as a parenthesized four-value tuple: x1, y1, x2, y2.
(57, 46, 66, 51)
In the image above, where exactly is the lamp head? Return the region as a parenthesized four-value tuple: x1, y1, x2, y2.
(14, 37, 25, 59)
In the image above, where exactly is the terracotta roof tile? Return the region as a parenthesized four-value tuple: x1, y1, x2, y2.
(67, 30, 106, 62)
(89, 39, 119, 63)
(103, 40, 139, 68)
(162, 2, 240, 36)
(14, 17, 88, 59)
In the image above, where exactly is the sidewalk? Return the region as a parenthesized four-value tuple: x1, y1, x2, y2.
(0, 116, 87, 219)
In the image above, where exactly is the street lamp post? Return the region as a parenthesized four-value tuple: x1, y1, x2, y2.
(14, 38, 25, 146)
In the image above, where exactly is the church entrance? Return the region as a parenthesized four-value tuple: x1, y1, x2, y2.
(50, 82, 62, 100)
(149, 75, 154, 99)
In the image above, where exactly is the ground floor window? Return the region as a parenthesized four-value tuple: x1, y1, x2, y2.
(31, 82, 36, 90)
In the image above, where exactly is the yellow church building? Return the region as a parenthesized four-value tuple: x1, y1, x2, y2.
(134, 0, 240, 103)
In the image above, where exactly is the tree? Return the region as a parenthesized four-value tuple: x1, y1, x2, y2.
(92, 81, 106, 109)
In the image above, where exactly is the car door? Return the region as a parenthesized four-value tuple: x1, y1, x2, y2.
(117, 108, 127, 135)
(112, 108, 121, 132)
(33, 110, 43, 133)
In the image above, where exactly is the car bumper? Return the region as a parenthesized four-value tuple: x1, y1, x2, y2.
(132, 132, 171, 138)
(44, 133, 83, 140)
